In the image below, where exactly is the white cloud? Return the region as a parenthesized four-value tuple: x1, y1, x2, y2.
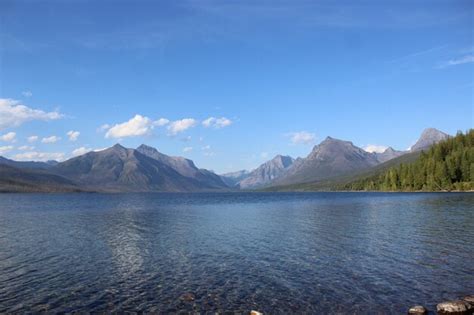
(19, 145, 35, 151)
(202, 144, 211, 151)
(181, 135, 192, 142)
(105, 114, 153, 138)
(42, 136, 61, 143)
(202, 117, 232, 129)
(13, 151, 65, 161)
(22, 90, 32, 98)
(1, 132, 16, 142)
(0, 145, 14, 155)
(154, 118, 170, 126)
(363, 144, 388, 153)
(183, 146, 193, 153)
(438, 55, 474, 68)
(288, 131, 316, 145)
(27, 135, 38, 143)
(98, 124, 110, 132)
(0, 98, 63, 130)
(202, 117, 214, 128)
(66, 130, 80, 141)
(260, 152, 269, 159)
(72, 147, 92, 157)
(167, 118, 197, 135)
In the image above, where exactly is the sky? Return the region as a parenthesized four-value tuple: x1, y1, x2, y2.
(0, 0, 472, 173)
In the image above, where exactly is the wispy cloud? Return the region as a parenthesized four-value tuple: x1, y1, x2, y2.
(0, 132, 16, 142)
(19, 145, 34, 151)
(0, 145, 14, 155)
(202, 117, 232, 129)
(27, 135, 39, 143)
(287, 131, 316, 145)
(183, 146, 193, 153)
(167, 118, 197, 135)
(154, 118, 170, 126)
(388, 45, 447, 64)
(42, 136, 61, 144)
(22, 90, 33, 98)
(437, 55, 474, 69)
(66, 130, 80, 141)
(72, 147, 92, 157)
(13, 151, 65, 162)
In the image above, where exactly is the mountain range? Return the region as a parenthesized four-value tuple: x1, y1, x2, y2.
(0, 128, 450, 192)
(220, 128, 449, 189)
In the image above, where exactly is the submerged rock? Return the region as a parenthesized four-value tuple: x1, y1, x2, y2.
(408, 305, 428, 315)
(179, 292, 195, 302)
(436, 300, 472, 314)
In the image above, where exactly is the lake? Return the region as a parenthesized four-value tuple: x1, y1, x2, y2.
(0, 192, 472, 313)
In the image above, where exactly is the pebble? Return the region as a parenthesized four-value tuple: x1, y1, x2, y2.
(408, 305, 427, 315)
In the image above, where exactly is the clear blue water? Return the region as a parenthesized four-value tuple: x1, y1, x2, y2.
(0, 192, 473, 313)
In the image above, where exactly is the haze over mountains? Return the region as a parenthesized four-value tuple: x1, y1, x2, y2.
(0, 128, 451, 192)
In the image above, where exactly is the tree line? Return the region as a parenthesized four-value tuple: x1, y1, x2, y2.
(339, 129, 474, 191)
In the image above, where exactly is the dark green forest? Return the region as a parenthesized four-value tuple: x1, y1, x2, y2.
(339, 129, 474, 191)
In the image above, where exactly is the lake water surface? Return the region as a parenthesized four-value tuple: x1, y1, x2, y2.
(0, 192, 473, 313)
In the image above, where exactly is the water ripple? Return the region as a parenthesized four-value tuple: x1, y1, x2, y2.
(0, 192, 472, 313)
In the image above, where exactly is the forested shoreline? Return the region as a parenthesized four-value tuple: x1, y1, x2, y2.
(338, 130, 474, 192)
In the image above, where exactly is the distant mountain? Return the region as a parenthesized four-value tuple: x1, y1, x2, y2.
(220, 170, 250, 187)
(272, 137, 379, 186)
(237, 155, 294, 189)
(0, 156, 56, 170)
(410, 128, 449, 151)
(264, 150, 423, 192)
(136, 144, 228, 189)
(374, 147, 405, 163)
(0, 164, 81, 192)
(0, 128, 454, 193)
(51, 144, 210, 192)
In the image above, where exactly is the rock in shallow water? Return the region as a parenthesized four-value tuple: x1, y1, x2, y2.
(463, 296, 474, 307)
(408, 305, 428, 315)
(436, 300, 472, 315)
(179, 292, 195, 302)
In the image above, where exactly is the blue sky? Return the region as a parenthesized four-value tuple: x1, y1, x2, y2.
(0, 0, 472, 173)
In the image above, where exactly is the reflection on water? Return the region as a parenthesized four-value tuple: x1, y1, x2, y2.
(0, 192, 473, 313)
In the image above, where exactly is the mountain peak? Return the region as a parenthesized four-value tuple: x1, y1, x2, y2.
(137, 144, 155, 150)
(271, 155, 294, 168)
(112, 143, 126, 150)
(411, 128, 449, 151)
(321, 136, 350, 145)
(137, 144, 160, 155)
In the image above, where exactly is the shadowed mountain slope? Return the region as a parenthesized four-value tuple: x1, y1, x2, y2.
(51, 144, 210, 192)
(136, 144, 228, 189)
(0, 164, 81, 192)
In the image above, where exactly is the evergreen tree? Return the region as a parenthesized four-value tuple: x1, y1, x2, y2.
(338, 129, 474, 191)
